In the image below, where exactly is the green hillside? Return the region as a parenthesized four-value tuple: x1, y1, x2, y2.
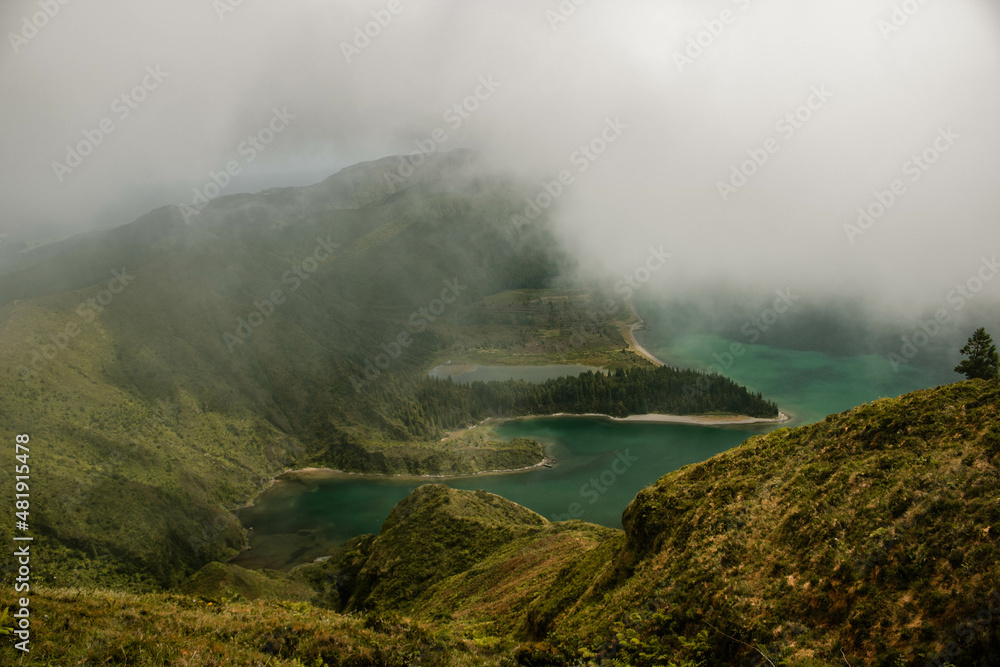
(0, 152, 572, 590)
(0, 152, 775, 591)
(3, 380, 997, 665)
(296, 380, 1000, 666)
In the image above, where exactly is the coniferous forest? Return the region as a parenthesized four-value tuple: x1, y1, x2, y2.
(391, 366, 779, 435)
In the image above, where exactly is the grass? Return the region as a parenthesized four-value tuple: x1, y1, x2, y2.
(426, 288, 650, 371)
(179, 562, 315, 602)
(553, 379, 1000, 665)
(0, 587, 504, 666)
(2, 381, 998, 665)
(0, 153, 789, 654)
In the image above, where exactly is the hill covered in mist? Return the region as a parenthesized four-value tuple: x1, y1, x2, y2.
(0, 152, 774, 590)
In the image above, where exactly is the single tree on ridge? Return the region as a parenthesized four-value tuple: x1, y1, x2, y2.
(955, 328, 1000, 380)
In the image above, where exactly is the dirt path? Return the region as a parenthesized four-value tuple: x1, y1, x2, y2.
(624, 300, 669, 367)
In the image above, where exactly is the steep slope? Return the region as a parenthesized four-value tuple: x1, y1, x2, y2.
(0, 151, 573, 589)
(0, 151, 780, 591)
(331, 484, 551, 611)
(2, 381, 997, 665)
(281, 483, 623, 649)
(551, 379, 1000, 666)
(317, 381, 999, 666)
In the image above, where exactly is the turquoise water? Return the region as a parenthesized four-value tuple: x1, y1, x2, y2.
(233, 418, 756, 568)
(643, 331, 954, 425)
(235, 326, 953, 569)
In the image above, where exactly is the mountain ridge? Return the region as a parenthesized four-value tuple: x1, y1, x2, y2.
(0, 152, 777, 591)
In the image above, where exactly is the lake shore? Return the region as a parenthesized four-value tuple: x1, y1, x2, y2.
(545, 411, 791, 426)
(272, 453, 556, 484)
(624, 299, 669, 368)
(269, 409, 788, 487)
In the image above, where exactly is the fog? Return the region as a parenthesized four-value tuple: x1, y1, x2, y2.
(2, 0, 999, 316)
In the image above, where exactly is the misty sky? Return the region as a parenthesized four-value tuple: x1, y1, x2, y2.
(2, 0, 999, 314)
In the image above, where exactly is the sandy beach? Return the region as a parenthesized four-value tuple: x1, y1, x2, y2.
(547, 411, 791, 426)
(273, 408, 789, 486)
(614, 411, 790, 425)
(624, 300, 669, 368)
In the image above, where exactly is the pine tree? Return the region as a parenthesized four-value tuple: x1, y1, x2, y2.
(955, 328, 1000, 380)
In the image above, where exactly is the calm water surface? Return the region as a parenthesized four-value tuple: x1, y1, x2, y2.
(234, 325, 954, 568)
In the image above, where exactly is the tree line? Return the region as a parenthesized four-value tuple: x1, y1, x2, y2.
(377, 366, 779, 439)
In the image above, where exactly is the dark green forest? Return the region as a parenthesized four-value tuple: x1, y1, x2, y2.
(374, 366, 779, 439)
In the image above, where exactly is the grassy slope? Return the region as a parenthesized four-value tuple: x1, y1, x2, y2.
(413, 521, 623, 640)
(0, 297, 297, 590)
(2, 381, 998, 665)
(0, 153, 777, 590)
(297, 380, 1000, 667)
(179, 562, 315, 602)
(552, 379, 1000, 666)
(0, 586, 505, 667)
(341, 484, 551, 611)
(0, 155, 574, 588)
(428, 288, 645, 370)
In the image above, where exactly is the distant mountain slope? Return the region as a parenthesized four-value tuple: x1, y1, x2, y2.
(1, 148, 785, 592)
(0, 151, 574, 588)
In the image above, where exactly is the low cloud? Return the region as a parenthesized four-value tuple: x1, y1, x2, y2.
(1, 0, 998, 317)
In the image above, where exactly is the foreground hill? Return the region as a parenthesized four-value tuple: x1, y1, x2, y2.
(9, 381, 992, 665)
(553, 379, 999, 666)
(297, 380, 1000, 666)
